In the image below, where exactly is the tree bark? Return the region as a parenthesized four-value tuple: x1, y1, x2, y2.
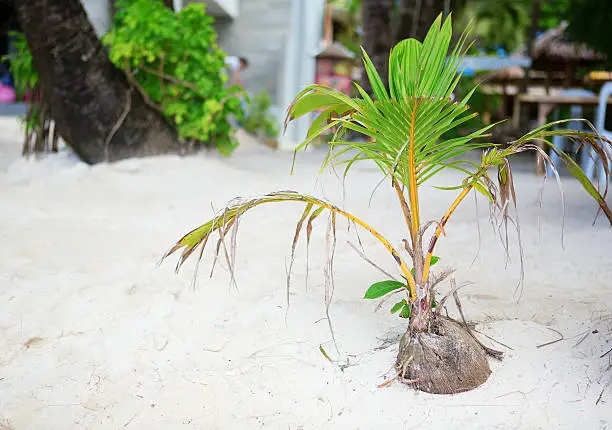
(16, 0, 180, 164)
(360, 0, 393, 94)
(360, 0, 446, 95)
(394, 0, 445, 43)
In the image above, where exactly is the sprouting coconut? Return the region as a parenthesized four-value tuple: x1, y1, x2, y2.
(164, 15, 611, 394)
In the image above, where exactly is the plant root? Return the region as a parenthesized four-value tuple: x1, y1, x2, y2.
(395, 316, 491, 394)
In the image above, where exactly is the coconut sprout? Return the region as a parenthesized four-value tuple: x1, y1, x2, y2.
(164, 15, 611, 394)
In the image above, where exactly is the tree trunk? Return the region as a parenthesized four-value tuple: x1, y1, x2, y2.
(360, 0, 446, 95)
(16, 0, 180, 164)
(394, 0, 445, 43)
(360, 0, 393, 94)
(162, 0, 174, 11)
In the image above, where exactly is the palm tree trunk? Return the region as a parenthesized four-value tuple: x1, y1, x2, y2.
(360, 0, 446, 95)
(360, 0, 393, 94)
(16, 0, 180, 164)
(394, 0, 445, 43)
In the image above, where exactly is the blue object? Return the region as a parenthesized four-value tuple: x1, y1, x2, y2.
(462, 67, 475, 77)
(585, 83, 612, 187)
(0, 72, 14, 88)
(546, 89, 596, 179)
(495, 48, 508, 57)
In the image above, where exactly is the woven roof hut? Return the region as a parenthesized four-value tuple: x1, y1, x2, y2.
(483, 22, 605, 92)
(529, 21, 605, 72)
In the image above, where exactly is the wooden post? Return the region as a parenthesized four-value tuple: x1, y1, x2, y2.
(516, 0, 540, 131)
(323, 1, 333, 46)
(535, 102, 556, 175)
(512, 94, 521, 129)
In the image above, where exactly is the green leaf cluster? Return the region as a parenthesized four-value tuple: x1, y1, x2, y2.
(364, 256, 439, 318)
(243, 91, 279, 139)
(7, 1, 244, 155)
(103, 0, 244, 155)
(3, 32, 40, 135)
(3, 32, 36, 99)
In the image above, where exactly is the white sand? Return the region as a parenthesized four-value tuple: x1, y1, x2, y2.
(0, 117, 611, 429)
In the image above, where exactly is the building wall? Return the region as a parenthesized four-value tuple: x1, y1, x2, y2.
(213, 0, 325, 149)
(278, 0, 324, 148)
(213, 0, 293, 104)
(186, 0, 239, 18)
(81, 0, 112, 38)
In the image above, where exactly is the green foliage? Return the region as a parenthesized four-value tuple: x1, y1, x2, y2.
(539, 0, 570, 30)
(399, 302, 411, 318)
(390, 299, 411, 318)
(456, 0, 530, 53)
(3, 32, 37, 99)
(390, 300, 405, 313)
(3, 32, 46, 144)
(566, 0, 612, 65)
(103, 0, 244, 155)
(243, 91, 279, 139)
(363, 280, 405, 299)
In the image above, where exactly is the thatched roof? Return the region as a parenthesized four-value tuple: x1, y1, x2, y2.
(483, 22, 605, 87)
(528, 22, 605, 67)
(315, 42, 355, 60)
(479, 65, 583, 88)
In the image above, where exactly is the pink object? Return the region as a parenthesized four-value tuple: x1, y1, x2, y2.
(0, 83, 16, 103)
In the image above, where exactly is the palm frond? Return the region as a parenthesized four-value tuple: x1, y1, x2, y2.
(285, 15, 491, 216)
(421, 124, 611, 283)
(163, 191, 418, 297)
(285, 15, 611, 262)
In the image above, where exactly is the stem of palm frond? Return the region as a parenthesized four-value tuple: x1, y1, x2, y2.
(407, 100, 421, 241)
(422, 185, 473, 283)
(392, 175, 413, 232)
(329, 203, 417, 296)
(167, 192, 419, 299)
(392, 176, 420, 299)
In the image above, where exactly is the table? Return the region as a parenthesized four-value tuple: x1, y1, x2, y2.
(512, 93, 612, 175)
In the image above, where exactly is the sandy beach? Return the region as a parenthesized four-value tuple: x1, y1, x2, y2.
(0, 117, 610, 429)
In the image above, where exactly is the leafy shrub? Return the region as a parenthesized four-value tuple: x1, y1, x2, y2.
(242, 91, 279, 139)
(7, 0, 243, 156)
(3, 32, 36, 100)
(103, 0, 245, 155)
(3, 32, 58, 155)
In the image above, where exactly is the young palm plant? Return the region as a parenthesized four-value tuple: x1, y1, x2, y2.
(164, 16, 612, 394)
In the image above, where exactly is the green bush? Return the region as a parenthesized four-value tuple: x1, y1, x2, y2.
(103, 0, 244, 155)
(3, 32, 54, 154)
(242, 91, 279, 139)
(7, 0, 243, 156)
(3, 32, 36, 100)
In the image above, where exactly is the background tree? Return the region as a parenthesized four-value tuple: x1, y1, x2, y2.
(16, 0, 180, 164)
(360, 0, 393, 92)
(104, 0, 244, 155)
(566, 0, 612, 64)
(359, 0, 445, 93)
(455, 0, 531, 53)
(394, 0, 446, 43)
